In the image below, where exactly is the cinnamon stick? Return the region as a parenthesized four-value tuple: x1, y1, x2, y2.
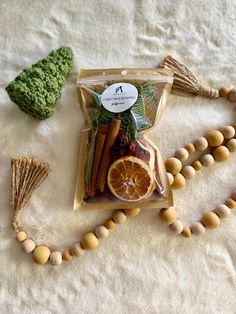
(97, 118, 121, 192)
(89, 124, 109, 196)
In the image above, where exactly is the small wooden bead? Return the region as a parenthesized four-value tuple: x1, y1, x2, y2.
(225, 198, 236, 209)
(175, 148, 189, 162)
(221, 126, 235, 139)
(71, 242, 85, 256)
(159, 207, 177, 225)
(16, 231, 27, 242)
(214, 204, 231, 219)
(231, 190, 236, 201)
(95, 225, 109, 239)
(169, 220, 184, 235)
(49, 251, 62, 266)
(167, 172, 174, 185)
(212, 146, 230, 162)
(81, 232, 99, 250)
(104, 219, 116, 230)
(227, 88, 236, 102)
(62, 249, 73, 261)
(172, 173, 185, 189)
(191, 222, 205, 236)
(185, 143, 196, 154)
(32, 245, 51, 265)
(194, 137, 208, 151)
(181, 166, 196, 179)
(165, 157, 182, 175)
(124, 208, 141, 216)
(205, 130, 224, 147)
(201, 212, 220, 229)
(200, 154, 214, 167)
(21, 239, 36, 253)
(181, 227, 192, 238)
(112, 211, 127, 224)
(226, 139, 236, 152)
(192, 160, 203, 171)
(219, 86, 230, 97)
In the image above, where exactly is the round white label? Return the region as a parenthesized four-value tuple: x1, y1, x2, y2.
(101, 83, 138, 113)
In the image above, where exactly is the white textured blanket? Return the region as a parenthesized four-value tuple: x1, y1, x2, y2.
(1, 1, 236, 313)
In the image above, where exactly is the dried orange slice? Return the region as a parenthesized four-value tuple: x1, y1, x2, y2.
(107, 156, 155, 202)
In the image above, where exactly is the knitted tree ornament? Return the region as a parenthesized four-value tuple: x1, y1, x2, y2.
(6, 47, 73, 119)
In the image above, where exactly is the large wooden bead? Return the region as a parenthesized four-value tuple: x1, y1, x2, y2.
(181, 227, 192, 238)
(95, 225, 109, 239)
(185, 143, 196, 154)
(201, 212, 220, 229)
(231, 190, 236, 201)
(221, 126, 235, 139)
(200, 154, 214, 167)
(227, 88, 236, 102)
(21, 239, 36, 253)
(104, 219, 116, 230)
(225, 198, 236, 209)
(192, 160, 203, 171)
(124, 208, 141, 216)
(191, 222, 205, 236)
(32, 245, 51, 265)
(181, 166, 196, 179)
(62, 249, 73, 261)
(175, 148, 189, 162)
(167, 172, 174, 185)
(169, 220, 184, 235)
(205, 130, 224, 147)
(172, 173, 185, 189)
(226, 139, 236, 152)
(159, 207, 177, 225)
(49, 251, 62, 266)
(71, 242, 85, 256)
(214, 204, 231, 219)
(212, 146, 230, 162)
(194, 137, 208, 151)
(81, 232, 99, 250)
(16, 231, 27, 242)
(165, 157, 182, 175)
(219, 86, 230, 97)
(113, 211, 127, 224)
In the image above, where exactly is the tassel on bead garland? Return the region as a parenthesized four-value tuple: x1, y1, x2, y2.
(11, 157, 51, 232)
(160, 55, 219, 98)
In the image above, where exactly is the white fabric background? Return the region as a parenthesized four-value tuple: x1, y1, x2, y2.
(0, 0, 236, 313)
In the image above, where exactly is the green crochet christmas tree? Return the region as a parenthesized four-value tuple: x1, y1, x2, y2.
(6, 47, 73, 119)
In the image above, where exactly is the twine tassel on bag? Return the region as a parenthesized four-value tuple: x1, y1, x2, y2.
(160, 55, 219, 98)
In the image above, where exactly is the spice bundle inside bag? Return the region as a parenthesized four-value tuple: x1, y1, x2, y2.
(74, 68, 173, 210)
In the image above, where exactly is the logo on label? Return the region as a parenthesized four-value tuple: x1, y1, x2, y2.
(101, 83, 138, 113)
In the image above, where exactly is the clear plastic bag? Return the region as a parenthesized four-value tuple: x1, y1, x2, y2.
(74, 68, 173, 210)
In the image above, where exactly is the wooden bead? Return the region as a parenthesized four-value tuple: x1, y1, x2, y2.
(124, 208, 141, 216)
(219, 86, 230, 97)
(181, 166, 196, 179)
(181, 227, 192, 238)
(32, 245, 51, 265)
(205, 130, 224, 147)
(214, 204, 231, 219)
(192, 160, 203, 171)
(194, 137, 208, 151)
(226, 139, 236, 152)
(200, 154, 214, 167)
(231, 190, 236, 201)
(212, 146, 230, 162)
(167, 172, 174, 185)
(21, 239, 36, 253)
(16, 231, 27, 242)
(71, 242, 85, 256)
(104, 219, 116, 230)
(165, 157, 182, 175)
(49, 251, 62, 265)
(169, 220, 184, 235)
(113, 211, 127, 224)
(159, 207, 177, 225)
(201, 212, 220, 229)
(225, 198, 236, 209)
(185, 143, 196, 154)
(81, 232, 99, 250)
(221, 126, 235, 139)
(95, 225, 109, 239)
(172, 173, 185, 189)
(227, 88, 236, 102)
(62, 249, 73, 261)
(191, 222, 205, 236)
(175, 148, 189, 162)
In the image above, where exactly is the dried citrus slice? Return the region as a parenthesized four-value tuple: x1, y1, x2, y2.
(107, 156, 155, 202)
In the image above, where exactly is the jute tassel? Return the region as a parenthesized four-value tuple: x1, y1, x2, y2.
(11, 157, 51, 232)
(160, 55, 219, 98)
